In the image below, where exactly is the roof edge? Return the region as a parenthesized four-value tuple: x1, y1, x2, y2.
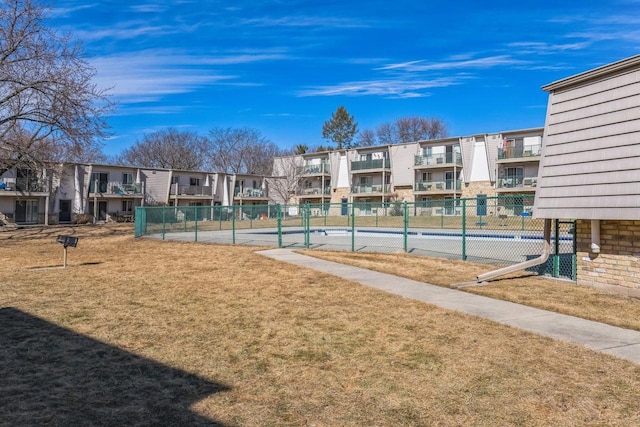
(542, 54, 640, 92)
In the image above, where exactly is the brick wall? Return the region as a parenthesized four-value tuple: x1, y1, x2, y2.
(576, 219, 640, 298)
(461, 181, 496, 201)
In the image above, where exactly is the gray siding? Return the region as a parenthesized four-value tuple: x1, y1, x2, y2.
(534, 61, 640, 220)
(486, 134, 501, 182)
(460, 136, 475, 185)
(143, 169, 171, 204)
(389, 143, 418, 186)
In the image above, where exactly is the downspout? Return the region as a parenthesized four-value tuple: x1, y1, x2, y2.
(591, 219, 601, 253)
(477, 218, 552, 282)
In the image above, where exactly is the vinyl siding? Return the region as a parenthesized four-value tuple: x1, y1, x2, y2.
(389, 143, 417, 186)
(460, 136, 475, 185)
(534, 61, 640, 220)
(143, 169, 171, 204)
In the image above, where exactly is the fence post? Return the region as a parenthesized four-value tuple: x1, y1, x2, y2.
(162, 206, 166, 240)
(277, 204, 282, 248)
(553, 219, 560, 278)
(249, 205, 253, 229)
(351, 202, 355, 252)
(376, 208, 379, 227)
(305, 204, 310, 248)
(194, 207, 198, 242)
(232, 205, 236, 245)
(403, 201, 408, 252)
(572, 220, 577, 281)
(462, 198, 467, 261)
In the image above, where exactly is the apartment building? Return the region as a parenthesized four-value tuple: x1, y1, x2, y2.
(275, 126, 545, 216)
(0, 162, 272, 225)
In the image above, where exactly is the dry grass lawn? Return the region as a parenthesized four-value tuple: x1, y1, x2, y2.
(302, 250, 640, 332)
(1, 225, 639, 426)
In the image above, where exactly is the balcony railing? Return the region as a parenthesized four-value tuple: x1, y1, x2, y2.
(234, 188, 268, 198)
(350, 184, 392, 194)
(497, 176, 538, 189)
(298, 186, 331, 196)
(172, 184, 212, 196)
(498, 142, 542, 160)
(0, 178, 48, 192)
(351, 158, 391, 171)
(414, 179, 461, 192)
(414, 152, 462, 167)
(298, 161, 330, 175)
(89, 181, 142, 195)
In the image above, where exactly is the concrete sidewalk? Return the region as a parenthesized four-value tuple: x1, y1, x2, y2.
(258, 248, 640, 365)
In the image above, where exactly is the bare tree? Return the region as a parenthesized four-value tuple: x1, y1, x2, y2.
(396, 117, 448, 142)
(269, 155, 304, 204)
(376, 117, 447, 144)
(376, 122, 397, 145)
(0, 0, 112, 173)
(206, 127, 279, 175)
(116, 128, 207, 170)
(356, 129, 377, 147)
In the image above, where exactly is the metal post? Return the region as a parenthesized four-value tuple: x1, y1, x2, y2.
(194, 207, 198, 242)
(351, 202, 355, 252)
(277, 204, 282, 248)
(462, 198, 467, 260)
(162, 206, 166, 241)
(219, 205, 222, 230)
(305, 204, 310, 248)
(376, 208, 379, 227)
(553, 219, 560, 278)
(403, 201, 408, 252)
(232, 205, 236, 244)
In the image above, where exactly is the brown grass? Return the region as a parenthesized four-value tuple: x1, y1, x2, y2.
(1, 227, 639, 426)
(301, 250, 640, 331)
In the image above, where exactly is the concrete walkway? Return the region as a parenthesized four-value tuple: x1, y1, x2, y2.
(258, 248, 640, 365)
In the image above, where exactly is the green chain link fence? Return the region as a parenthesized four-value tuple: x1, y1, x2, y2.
(135, 195, 576, 280)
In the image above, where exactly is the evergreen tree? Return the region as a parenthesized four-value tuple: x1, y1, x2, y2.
(321, 106, 358, 150)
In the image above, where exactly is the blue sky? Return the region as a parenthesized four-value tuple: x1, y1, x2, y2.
(50, 0, 640, 156)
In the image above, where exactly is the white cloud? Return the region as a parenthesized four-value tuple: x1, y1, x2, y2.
(239, 16, 370, 29)
(297, 76, 464, 98)
(378, 55, 530, 72)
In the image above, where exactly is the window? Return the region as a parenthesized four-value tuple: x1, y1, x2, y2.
(122, 200, 133, 213)
(122, 172, 133, 185)
(171, 175, 180, 184)
(189, 201, 203, 206)
(421, 172, 432, 181)
(189, 177, 201, 186)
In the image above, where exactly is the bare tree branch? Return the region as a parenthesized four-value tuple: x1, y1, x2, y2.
(206, 127, 280, 175)
(115, 128, 207, 170)
(0, 0, 112, 172)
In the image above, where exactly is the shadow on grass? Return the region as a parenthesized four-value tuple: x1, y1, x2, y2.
(0, 307, 229, 426)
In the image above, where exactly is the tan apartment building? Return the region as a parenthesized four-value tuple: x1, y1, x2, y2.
(0, 162, 273, 226)
(274, 127, 545, 217)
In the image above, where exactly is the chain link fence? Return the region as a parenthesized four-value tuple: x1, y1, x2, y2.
(135, 196, 576, 280)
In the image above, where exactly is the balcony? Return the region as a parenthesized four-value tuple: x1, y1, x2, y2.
(171, 184, 212, 196)
(496, 176, 537, 190)
(498, 142, 542, 160)
(234, 188, 268, 198)
(414, 152, 462, 167)
(351, 158, 391, 171)
(298, 161, 330, 175)
(89, 181, 142, 195)
(0, 177, 48, 193)
(414, 179, 461, 192)
(297, 186, 331, 196)
(350, 184, 392, 194)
